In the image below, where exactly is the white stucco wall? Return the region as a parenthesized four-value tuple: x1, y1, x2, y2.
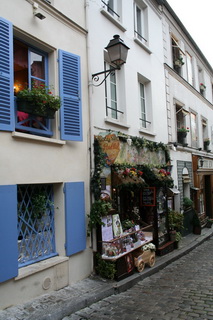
(0, 0, 92, 310)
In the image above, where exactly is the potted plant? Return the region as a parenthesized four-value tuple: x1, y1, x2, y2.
(177, 127, 189, 144)
(204, 138, 210, 151)
(174, 56, 184, 67)
(168, 209, 184, 232)
(200, 83, 206, 93)
(183, 197, 193, 211)
(16, 84, 61, 119)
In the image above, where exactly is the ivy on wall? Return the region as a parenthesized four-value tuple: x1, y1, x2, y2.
(91, 135, 172, 198)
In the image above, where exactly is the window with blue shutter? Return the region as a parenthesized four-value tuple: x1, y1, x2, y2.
(59, 50, 83, 141)
(64, 182, 86, 256)
(0, 17, 14, 131)
(0, 185, 18, 283)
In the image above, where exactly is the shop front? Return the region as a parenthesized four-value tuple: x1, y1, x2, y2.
(90, 133, 176, 280)
(192, 155, 213, 225)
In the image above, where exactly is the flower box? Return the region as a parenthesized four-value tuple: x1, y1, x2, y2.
(17, 99, 57, 119)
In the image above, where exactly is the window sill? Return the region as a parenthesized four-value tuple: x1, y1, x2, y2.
(139, 128, 156, 137)
(15, 256, 69, 281)
(12, 131, 66, 146)
(100, 8, 127, 32)
(105, 117, 130, 129)
(134, 38, 152, 54)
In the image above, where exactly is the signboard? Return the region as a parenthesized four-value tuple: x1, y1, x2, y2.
(142, 187, 156, 206)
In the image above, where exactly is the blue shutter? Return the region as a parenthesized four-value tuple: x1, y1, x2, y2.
(0, 185, 18, 282)
(64, 182, 86, 256)
(0, 17, 14, 131)
(59, 50, 83, 141)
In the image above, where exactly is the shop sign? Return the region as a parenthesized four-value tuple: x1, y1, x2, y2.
(142, 187, 156, 206)
(198, 158, 213, 170)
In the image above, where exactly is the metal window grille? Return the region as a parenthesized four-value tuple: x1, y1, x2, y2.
(17, 184, 56, 267)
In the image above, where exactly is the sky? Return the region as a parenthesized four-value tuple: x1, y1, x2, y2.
(166, 0, 213, 68)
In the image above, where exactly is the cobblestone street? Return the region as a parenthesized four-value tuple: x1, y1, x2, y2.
(63, 237, 213, 320)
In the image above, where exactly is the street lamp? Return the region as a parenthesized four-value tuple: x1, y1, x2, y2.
(92, 35, 129, 86)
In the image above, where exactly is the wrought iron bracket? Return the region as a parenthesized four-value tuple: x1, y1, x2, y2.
(92, 66, 120, 87)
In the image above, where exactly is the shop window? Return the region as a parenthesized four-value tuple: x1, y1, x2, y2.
(14, 39, 52, 136)
(190, 112, 198, 148)
(134, 1, 148, 46)
(171, 37, 184, 75)
(17, 184, 56, 267)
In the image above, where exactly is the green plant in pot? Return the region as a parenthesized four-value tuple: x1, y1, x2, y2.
(168, 210, 184, 232)
(183, 197, 193, 211)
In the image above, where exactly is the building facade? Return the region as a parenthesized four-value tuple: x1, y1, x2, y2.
(0, 0, 92, 309)
(161, 0, 213, 223)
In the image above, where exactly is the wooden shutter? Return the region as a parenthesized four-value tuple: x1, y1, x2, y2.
(0, 185, 18, 282)
(64, 182, 86, 256)
(0, 17, 14, 131)
(59, 50, 83, 141)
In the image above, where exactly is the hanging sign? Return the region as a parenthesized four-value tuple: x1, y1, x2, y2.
(142, 187, 156, 206)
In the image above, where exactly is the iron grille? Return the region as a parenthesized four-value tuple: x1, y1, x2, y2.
(17, 184, 56, 267)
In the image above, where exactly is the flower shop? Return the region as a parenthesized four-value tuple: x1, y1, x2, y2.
(90, 132, 177, 280)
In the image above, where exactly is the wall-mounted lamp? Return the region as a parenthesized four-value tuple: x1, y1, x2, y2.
(198, 156, 204, 168)
(33, 2, 46, 20)
(92, 35, 129, 87)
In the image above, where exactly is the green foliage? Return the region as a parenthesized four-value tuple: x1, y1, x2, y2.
(122, 219, 135, 230)
(95, 253, 116, 280)
(183, 197, 193, 209)
(17, 84, 61, 112)
(168, 210, 184, 232)
(88, 200, 112, 232)
(31, 193, 53, 219)
(91, 139, 106, 200)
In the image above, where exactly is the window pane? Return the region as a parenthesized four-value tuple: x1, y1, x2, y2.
(136, 7, 142, 36)
(31, 52, 45, 80)
(14, 40, 28, 94)
(110, 71, 117, 119)
(140, 83, 146, 128)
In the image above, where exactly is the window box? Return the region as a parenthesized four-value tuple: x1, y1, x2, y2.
(17, 99, 57, 119)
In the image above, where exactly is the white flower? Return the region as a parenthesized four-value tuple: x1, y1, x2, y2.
(143, 243, 156, 251)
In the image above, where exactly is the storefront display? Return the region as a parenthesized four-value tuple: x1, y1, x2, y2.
(90, 133, 176, 280)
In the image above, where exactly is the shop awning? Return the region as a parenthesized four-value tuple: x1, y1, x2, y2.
(167, 187, 180, 195)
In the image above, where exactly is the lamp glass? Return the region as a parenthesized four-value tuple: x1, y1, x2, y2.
(105, 35, 129, 67)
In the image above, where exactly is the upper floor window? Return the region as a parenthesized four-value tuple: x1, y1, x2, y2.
(14, 39, 51, 136)
(101, 0, 121, 21)
(176, 105, 188, 145)
(104, 60, 126, 123)
(134, 1, 148, 45)
(186, 52, 193, 85)
(0, 17, 83, 142)
(190, 112, 198, 148)
(138, 75, 152, 131)
(171, 37, 184, 75)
